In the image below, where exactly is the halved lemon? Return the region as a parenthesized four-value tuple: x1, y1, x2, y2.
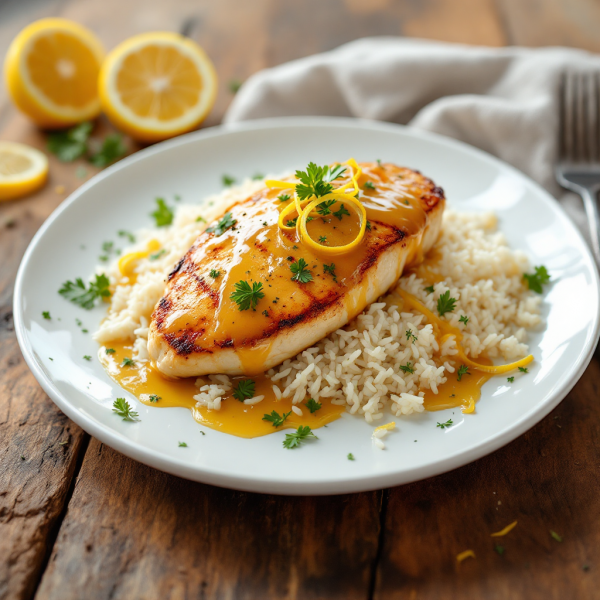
(4, 18, 105, 128)
(0, 141, 49, 201)
(98, 32, 217, 142)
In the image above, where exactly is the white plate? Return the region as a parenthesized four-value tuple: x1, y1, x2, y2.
(14, 117, 600, 495)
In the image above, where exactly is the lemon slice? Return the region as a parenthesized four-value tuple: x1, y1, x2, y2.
(4, 18, 105, 128)
(99, 32, 217, 142)
(0, 141, 49, 201)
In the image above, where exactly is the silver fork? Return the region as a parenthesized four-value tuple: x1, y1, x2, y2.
(556, 70, 600, 267)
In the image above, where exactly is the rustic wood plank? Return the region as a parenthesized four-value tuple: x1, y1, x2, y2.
(497, 0, 600, 52)
(35, 439, 382, 600)
(373, 351, 600, 600)
(0, 111, 92, 600)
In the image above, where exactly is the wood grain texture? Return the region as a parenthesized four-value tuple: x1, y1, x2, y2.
(373, 351, 600, 600)
(35, 439, 381, 600)
(0, 0, 599, 598)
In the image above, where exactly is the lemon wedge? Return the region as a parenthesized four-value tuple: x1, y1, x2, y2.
(0, 141, 48, 201)
(98, 32, 217, 142)
(4, 18, 105, 128)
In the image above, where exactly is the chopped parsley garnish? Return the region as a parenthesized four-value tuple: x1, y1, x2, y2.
(436, 419, 453, 429)
(363, 181, 376, 190)
(149, 249, 166, 260)
(229, 79, 242, 93)
(316, 199, 336, 216)
(424, 285, 434, 294)
(405, 329, 417, 344)
(149, 395, 161, 403)
(494, 545, 505, 556)
(323, 263, 337, 281)
(222, 174, 236, 186)
(366, 221, 372, 231)
(319, 236, 327, 244)
(437, 290, 457, 316)
(230, 280, 264, 311)
(105, 348, 115, 354)
(112, 398, 139, 422)
(550, 530, 563, 542)
(305, 398, 322, 413)
(209, 269, 221, 278)
(233, 379, 255, 402)
(507, 376, 515, 383)
(83, 355, 91, 361)
(459, 315, 469, 325)
(88, 133, 126, 167)
(283, 425, 318, 449)
(252, 173, 264, 180)
(59, 274, 110, 309)
(196, 215, 206, 223)
(178, 442, 188, 447)
(294, 163, 347, 200)
(290, 258, 313, 283)
(518, 367, 529, 373)
(523, 265, 550, 294)
(42, 311, 51, 320)
(286, 218, 297, 227)
(118, 230, 136, 243)
(347, 453, 355, 461)
(121, 357, 135, 367)
(262, 410, 292, 427)
(262, 309, 269, 317)
(399, 363, 414, 374)
(47, 121, 92, 161)
(150, 198, 174, 227)
(333, 204, 350, 220)
(206, 212, 237, 236)
(278, 193, 291, 202)
(457, 365, 469, 381)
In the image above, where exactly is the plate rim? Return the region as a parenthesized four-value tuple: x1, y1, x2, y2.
(13, 116, 600, 495)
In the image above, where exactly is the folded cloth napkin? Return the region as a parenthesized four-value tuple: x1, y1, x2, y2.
(224, 37, 600, 244)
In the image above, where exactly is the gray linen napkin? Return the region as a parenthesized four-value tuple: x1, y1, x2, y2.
(224, 37, 600, 245)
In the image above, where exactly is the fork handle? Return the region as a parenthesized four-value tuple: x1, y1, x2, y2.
(580, 186, 600, 268)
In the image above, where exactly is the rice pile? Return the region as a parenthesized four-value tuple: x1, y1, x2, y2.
(95, 180, 542, 426)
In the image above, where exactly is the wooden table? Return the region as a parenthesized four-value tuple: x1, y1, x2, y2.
(2, 1, 600, 598)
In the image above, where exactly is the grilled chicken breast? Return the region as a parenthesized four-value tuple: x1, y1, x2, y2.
(148, 162, 445, 377)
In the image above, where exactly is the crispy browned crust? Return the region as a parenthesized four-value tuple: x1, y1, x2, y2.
(152, 166, 445, 357)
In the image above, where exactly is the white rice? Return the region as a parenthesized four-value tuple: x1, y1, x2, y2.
(95, 181, 542, 424)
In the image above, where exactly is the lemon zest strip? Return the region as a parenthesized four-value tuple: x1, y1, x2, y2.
(267, 159, 367, 254)
(456, 550, 476, 563)
(118, 239, 160, 279)
(491, 520, 518, 537)
(374, 421, 396, 433)
(393, 288, 534, 375)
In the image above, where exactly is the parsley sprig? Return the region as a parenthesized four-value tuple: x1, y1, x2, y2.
(437, 290, 457, 316)
(151, 198, 174, 227)
(457, 365, 469, 381)
(112, 398, 139, 422)
(283, 425, 318, 449)
(290, 258, 313, 283)
(305, 398, 322, 413)
(295, 163, 347, 200)
(230, 280, 265, 311)
(436, 419, 453, 429)
(59, 274, 111, 309)
(89, 134, 127, 167)
(323, 263, 337, 282)
(206, 212, 237, 236)
(262, 410, 291, 427)
(399, 363, 414, 374)
(333, 204, 350, 220)
(233, 379, 255, 402)
(523, 265, 550, 293)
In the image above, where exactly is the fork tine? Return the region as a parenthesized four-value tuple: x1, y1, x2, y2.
(587, 72, 600, 163)
(575, 71, 588, 162)
(561, 71, 575, 162)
